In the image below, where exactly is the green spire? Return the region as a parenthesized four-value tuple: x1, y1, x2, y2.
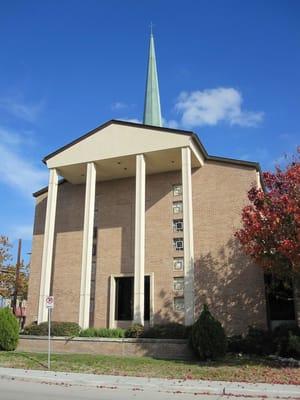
(143, 32, 162, 127)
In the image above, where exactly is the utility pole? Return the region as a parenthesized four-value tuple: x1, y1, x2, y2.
(12, 239, 22, 315)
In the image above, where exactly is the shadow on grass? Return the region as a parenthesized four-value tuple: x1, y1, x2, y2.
(18, 352, 48, 369)
(150, 354, 285, 369)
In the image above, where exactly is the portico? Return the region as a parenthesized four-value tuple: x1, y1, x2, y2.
(37, 121, 203, 328)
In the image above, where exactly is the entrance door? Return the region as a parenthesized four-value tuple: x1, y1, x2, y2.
(115, 276, 150, 321)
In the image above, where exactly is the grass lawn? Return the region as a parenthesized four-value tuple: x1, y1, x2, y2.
(0, 352, 299, 385)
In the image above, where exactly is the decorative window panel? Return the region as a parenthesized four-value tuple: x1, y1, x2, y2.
(173, 219, 183, 232)
(173, 184, 182, 197)
(174, 297, 184, 312)
(173, 257, 184, 271)
(173, 277, 184, 291)
(173, 201, 183, 214)
(173, 238, 184, 251)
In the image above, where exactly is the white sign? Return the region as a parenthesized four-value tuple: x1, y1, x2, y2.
(46, 296, 54, 309)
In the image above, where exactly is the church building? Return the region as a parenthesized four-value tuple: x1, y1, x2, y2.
(27, 33, 271, 334)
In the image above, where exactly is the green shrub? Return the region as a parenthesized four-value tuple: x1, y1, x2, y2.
(143, 323, 189, 339)
(79, 328, 125, 338)
(24, 321, 80, 337)
(241, 327, 273, 355)
(272, 323, 300, 357)
(190, 304, 227, 360)
(125, 324, 144, 338)
(79, 328, 98, 337)
(227, 335, 244, 353)
(287, 333, 300, 358)
(23, 322, 48, 336)
(0, 307, 19, 351)
(96, 328, 124, 338)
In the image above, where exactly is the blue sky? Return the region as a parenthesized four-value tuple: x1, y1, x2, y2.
(0, 0, 299, 262)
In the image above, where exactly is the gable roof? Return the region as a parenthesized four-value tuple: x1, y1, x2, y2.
(34, 119, 263, 197)
(43, 119, 260, 170)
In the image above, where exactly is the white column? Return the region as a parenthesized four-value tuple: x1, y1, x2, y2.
(182, 147, 195, 326)
(38, 168, 59, 324)
(79, 162, 96, 329)
(109, 275, 116, 329)
(133, 154, 146, 325)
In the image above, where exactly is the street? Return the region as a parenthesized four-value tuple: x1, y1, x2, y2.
(1, 377, 300, 400)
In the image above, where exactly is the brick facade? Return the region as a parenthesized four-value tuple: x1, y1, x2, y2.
(27, 161, 267, 335)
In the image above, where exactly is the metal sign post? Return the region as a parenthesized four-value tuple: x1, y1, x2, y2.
(46, 296, 54, 370)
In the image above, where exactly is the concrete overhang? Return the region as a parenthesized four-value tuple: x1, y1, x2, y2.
(34, 119, 263, 196)
(44, 120, 204, 184)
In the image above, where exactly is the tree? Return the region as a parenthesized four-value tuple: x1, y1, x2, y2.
(235, 149, 300, 281)
(0, 236, 29, 301)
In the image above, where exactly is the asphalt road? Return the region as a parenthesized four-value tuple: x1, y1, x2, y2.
(2, 378, 299, 400)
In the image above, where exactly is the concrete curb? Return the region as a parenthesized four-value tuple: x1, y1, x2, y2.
(0, 367, 300, 398)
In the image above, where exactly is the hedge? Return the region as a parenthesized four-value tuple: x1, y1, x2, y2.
(0, 307, 19, 351)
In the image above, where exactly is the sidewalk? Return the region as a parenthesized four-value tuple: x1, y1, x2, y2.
(0, 367, 300, 398)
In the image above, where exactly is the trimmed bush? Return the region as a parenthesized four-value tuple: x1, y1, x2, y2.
(227, 335, 244, 353)
(287, 334, 300, 358)
(228, 324, 300, 358)
(272, 323, 300, 357)
(24, 321, 80, 337)
(125, 324, 144, 338)
(0, 307, 19, 351)
(79, 328, 97, 337)
(142, 323, 189, 339)
(190, 304, 227, 360)
(79, 328, 125, 338)
(96, 328, 124, 338)
(241, 327, 273, 356)
(23, 322, 48, 336)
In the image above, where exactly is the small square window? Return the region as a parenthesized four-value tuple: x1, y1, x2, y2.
(173, 184, 182, 197)
(174, 297, 184, 312)
(173, 277, 184, 291)
(173, 219, 183, 232)
(173, 201, 183, 214)
(173, 238, 184, 251)
(173, 257, 184, 271)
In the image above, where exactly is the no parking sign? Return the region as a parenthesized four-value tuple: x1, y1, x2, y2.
(46, 296, 54, 309)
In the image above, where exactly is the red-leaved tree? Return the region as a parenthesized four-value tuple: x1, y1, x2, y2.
(235, 149, 300, 281)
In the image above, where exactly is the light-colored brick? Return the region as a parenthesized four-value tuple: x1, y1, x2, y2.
(27, 161, 267, 334)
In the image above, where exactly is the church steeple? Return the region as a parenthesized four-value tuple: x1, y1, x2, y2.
(143, 30, 162, 127)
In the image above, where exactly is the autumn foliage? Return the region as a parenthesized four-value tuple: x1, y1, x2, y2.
(0, 236, 29, 300)
(235, 149, 300, 280)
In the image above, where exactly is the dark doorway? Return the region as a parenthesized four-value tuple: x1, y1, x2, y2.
(115, 276, 150, 321)
(264, 274, 295, 324)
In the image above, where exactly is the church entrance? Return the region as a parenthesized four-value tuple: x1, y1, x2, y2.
(115, 276, 150, 321)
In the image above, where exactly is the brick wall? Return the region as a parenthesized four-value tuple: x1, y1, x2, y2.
(27, 160, 267, 334)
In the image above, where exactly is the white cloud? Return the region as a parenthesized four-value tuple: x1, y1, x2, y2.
(8, 224, 33, 241)
(0, 127, 36, 147)
(0, 127, 47, 198)
(0, 143, 47, 197)
(111, 101, 127, 110)
(175, 88, 264, 128)
(119, 118, 142, 124)
(0, 96, 43, 122)
(162, 118, 180, 129)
